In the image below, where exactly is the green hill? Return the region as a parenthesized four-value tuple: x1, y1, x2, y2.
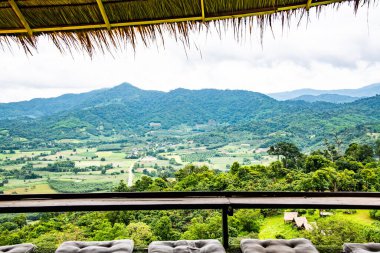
(0, 83, 379, 149)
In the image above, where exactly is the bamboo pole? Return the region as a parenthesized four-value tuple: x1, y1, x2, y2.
(200, 0, 206, 21)
(8, 0, 33, 36)
(306, 0, 313, 10)
(96, 0, 111, 30)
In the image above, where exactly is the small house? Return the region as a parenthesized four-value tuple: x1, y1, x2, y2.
(284, 212, 298, 223)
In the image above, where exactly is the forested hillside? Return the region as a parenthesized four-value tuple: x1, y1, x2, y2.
(0, 83, 379, 149)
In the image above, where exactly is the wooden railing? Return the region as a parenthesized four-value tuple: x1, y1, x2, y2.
(1, 191, 380, 248)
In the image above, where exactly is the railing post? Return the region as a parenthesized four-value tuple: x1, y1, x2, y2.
(222, 206, 233, 249)
(222, 207, 229, 249)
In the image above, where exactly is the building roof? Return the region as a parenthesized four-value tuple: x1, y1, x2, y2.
(284, 211, 298, 221)
(293, 216, 308, 227)
(305, 221, 317, 230)
(0, 0, 369, 55)
(320, 211, 333, 216)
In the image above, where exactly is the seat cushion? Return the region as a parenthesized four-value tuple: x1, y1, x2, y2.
(240, 238, 319, 253)
(149, 240, 225, 253)
(0, 244, 35, 253)
(55, 240, 134, 253)
(344, 243, 380, 253)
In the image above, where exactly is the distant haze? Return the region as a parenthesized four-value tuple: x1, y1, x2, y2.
(268, 83, 380, 101)
(0, 82, 379, 105)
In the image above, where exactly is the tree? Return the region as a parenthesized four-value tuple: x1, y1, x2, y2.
(169, 158, 178, 165)
(375, 139, 380, 158)
(336, 169, 356, 191)
(132, 176, 153, 192)
(114, 180, 129, 192)
(335, 158, 363, 172)
(268, 142, 302, 168)
(230, 209, 263, 235)
(182, 215, 224, 240)
(359, 168, 380, 191)
(268, 161, 287, 178)
(322, 138, 341, 162)
(310, 167, 338, 192)
(305, 155, 333, 173)
(303, 217, 366, 249)
(154, 216, 174, 240)
(175, 164, 210, 181)
(125, 222, 156, 246)
(229, 162, 240, 174)
(345, 143, 374, 163)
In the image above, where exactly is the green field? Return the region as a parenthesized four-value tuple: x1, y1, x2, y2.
(0, 141, 267, 194)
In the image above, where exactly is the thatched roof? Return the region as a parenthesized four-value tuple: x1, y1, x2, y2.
(0, 0, 371, 55)
(293, 216, 308, 227)
(284, 211, 298, 222)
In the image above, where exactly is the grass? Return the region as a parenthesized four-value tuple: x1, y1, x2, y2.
(336, 210, 374, 225)
(258, 215, 301, 239)
(4, 184, 57, 194)
(257, 210, 375, 241)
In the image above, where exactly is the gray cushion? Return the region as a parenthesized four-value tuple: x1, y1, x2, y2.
(344, 243, 380, 253)
(0, 244, 35, 253)
(149, 240, 225, 253)
(240, 238, 318, 253)
(55, 240, 134, 253)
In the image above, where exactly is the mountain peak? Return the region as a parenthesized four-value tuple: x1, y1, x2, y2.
(113, 82, 141, 91)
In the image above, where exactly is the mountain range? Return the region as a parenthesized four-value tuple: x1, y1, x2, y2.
(0, 82, 379, 148)
(268, 83, 380, 103)
(291, 94, 358, 104)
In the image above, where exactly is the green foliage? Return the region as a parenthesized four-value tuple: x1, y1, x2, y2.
(375, 139, 380, 158)
(369, 210, 380, 220)
(48, 180, 113, 193)
(268, 142, 302, 168)
(345, 143, 374, 164)
(125, 222, 156, 246)
(305, 155, 333, 173)
(303, 217, 367, 248)
(182, 215, 223, 240)
(181, 151, 217, 163)
(230, 210, 263, 236)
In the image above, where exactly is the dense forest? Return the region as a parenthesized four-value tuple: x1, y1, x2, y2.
(1, 141, 380, 253)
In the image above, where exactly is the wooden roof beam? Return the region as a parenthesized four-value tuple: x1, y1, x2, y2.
(306, 0, 312, 10)
(8, 0, 32, 36)
(200, 0, 205, 21)
(96, 0, 111, 30)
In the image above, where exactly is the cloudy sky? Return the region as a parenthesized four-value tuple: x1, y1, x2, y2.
(0, 2, 379, 103)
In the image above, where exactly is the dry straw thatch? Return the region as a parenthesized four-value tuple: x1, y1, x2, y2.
(0, 0, 374, 55)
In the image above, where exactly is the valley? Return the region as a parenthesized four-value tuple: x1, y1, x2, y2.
(0, 83, 380, 251)
(1, 82, 380, 194)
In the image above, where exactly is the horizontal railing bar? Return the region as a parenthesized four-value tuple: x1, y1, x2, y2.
(0, 192, 380, 213)
(2, 191, 380, 201)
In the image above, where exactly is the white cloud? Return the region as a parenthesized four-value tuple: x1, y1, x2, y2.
(0, 3, 379, 102)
